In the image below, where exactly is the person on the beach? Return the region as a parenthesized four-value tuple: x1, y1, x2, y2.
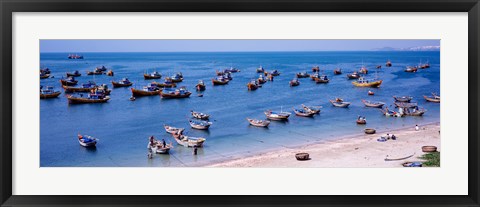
(386, 133, 391, 139)
(415, 125, 419, 131)
(391, 134, 396, 140)
(149, 136, 155, 146)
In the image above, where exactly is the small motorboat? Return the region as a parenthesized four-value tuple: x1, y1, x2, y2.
(111, 78, 133, 87)
(333, 68, 342, 75)
(59, 76, 78, 86)
(68, 54, 84, 59)
(362, 100, 385, 108)
(86, 68, 104, 75)
(380, 107, 404, 117)
(329, 98, 351, 108)
(160, 87, 192, 98)
(66, 70, 81, 77)
(359, 66, 368, 74)
(40, 68, 51, 74)
(247, 118, 270, 127)
(152, 78, 177, 88)
(264, 110, 291, 121)
(405, 66, 418, 73)
(346, 71, 360, 79)
(62, 81, 97, 93)
(289, 78, 300, 87)
(352, 77, 382, 87)
(292, 107, 315, 117)
(296, 72, 309, 78)
(269, 70, 281, 76)
(256, 66, 265, 73)
(312, 65, 320, 73)
(257, 75, 267, 84)
(247, 81, 259, 90)
(163, 125, 185, 134)
(189, 119, 212, 130)
(368, 91, 375, 95)
(386, 60, 392, 67)
(106, 70, 114, 76)
(95, 66, 108, 72)
(40, 72, 50, 79)
(314, 75, 329, 84)
(224, 67, 240, 73)
(195, 80, 206, 91)
(191, 110, 210, 120)
(356, 116, 367, 124)
(78, 134, 97, 147)
(423, 94, 440, 103)
(393, 96, 413, 102)
(67, 89, 110, 104)
(143, 71, 162, 79)
(40, 86, 61, 99)
(171, 72, 184, 82)
(301, 104, 321, 114)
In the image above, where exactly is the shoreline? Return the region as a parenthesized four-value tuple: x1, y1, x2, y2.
(205, 122, 440, 167)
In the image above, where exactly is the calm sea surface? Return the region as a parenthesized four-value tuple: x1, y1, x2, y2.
(40, 51, 440, 167)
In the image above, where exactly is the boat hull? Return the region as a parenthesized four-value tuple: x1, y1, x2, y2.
(131, 88, 161, 97)
(111, 81, 133, 88)
(40, 91, 61, 99)
(330, 100, 350, 108)
(59, 79, 78, 86)
(79, 140, 97, 147)
(352, 80, 382, 87)
(160, 91, 192, 98)
(67, 96, 110, 104)
(423, 95, 440, 103)
(144, 74, 162, 79)
(212, 79, 229, 85)
(247, 118, 270, 127)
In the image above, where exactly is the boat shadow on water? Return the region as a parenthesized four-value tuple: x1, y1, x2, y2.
(79, 145, 97, 153)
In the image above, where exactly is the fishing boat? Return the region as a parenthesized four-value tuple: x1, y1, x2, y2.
(160, 86, 192, 98)
(86, 68, 104, 75)
(346, 71, 360, 79)
(310, 72, 320, 80)
(359, 66, 368, 74)
(419, 60, 430, 69)
(393, 102, 418, 108)
(195, 80, 206, 91)
(264, 109, 291, 121)
(362, 100, 385, 108)
(296, 72, 309, 78)
(386, 60, 392, 67)
(60, 77, 78, 86)
(131, 84, 161, 97)
(40, 86, 61, 99)
(329, 98, 351, 108)
(224, 67, 240, 73)
(292, 107, 315, 117)
(62, 81, 97, 93)
(401, 106, 426, 116)
(247, 80, 259, 90)
(356, 116, 367, 124)
(40, 73, 50, 79)
(267, 74, 274, 81)
(95, 84, 111, 95)
(40, 68, 51, 74)
(172, 132, 206, 147)
(211, 76, 230, 85)
(163, 125, 185, 134)
(151, 142, 172, 154)
(256, 66, 265, 73)
(143, 71, 162, 79)
(380, 107, 404, 117)
(351, 77, 382, 87)
(257, 75, 267, 84)
(368, 91, 375, 95)
(68, 54, 84, 59)
(111, 78, 133, 87)
(152, 78, 177, 88)
(405, 66, 418, 73)
(364, 128, 376, 134)
(222, 73, 233, 80)
(106, 70, 114, 76)
(66, 70, 81, 77)
(216, 70, 227, 76)
(393, 96, 413, 102)
(67, 89, 110, 104)
(77, 134, 97, 147)
(424, 94, 440, 103)
(171, 72, 184, 82)
(95, 66, 107, 72)
(269, 70, 281, 76)
(314, 75, 329, 83)
(246, 118, 270, 127)
(189, 119, 212, 130)
(312, 65, 320, 72)
(376, 65, 382, 69)
(333, 68, 342, 75)
(191, 110, 210, 120)
(289, 78, 300, 87)
(301, 104, 321, 114)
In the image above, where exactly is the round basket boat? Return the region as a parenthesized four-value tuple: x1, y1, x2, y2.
(402, 162, 423, 167)
(364, 128, 376, 134)
(295, 153, 310, 161)
(422, 146, 437, 152)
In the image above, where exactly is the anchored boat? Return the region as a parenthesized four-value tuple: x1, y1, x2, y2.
(361, 100, 385, 108)
(352, 77, 382, 87)
(111, 78, 133, 87)
(40, 86, 61, 99)
(160, 87, 191, 98)
(247, 118, 270, 127)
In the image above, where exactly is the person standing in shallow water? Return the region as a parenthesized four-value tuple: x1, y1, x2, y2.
(193, 145, 198, 155)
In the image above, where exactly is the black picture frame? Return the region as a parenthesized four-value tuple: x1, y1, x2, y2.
(1, 0, 479, 206)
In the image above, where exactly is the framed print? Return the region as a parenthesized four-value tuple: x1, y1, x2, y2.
(1, 0, 479, 206)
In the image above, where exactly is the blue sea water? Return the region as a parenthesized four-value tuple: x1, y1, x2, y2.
(40, 51, 440, 167)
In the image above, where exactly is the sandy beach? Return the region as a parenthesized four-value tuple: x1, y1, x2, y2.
(207, 123, 440, 167)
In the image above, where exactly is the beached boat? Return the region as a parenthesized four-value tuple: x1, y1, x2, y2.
(68, 54, 84, 59)
(301, 104, 321, 114)
(171, 72, 184, 82)
(356, 116, 367, 124)
(380, 107, 404, 117)
(352, 77, 383, 87)
(111, 78, 133, 87)
(329, 98, 351, 108)
(424, 94, 440, 103)
(264, 110, 291, 121)
(40, 86, 61, 99)
(191, 110, 210, 120)
(393, 96, 413, 102)
(212, 77, 230, 85)
(256, 66, 265, 73)
(78, 134, 97, 147)
(66, 70, 81, 77)
(359, 66, 368, 74)
(362, 100, 385, 108)
(346, 71, 360, 79)
(386, 60, 392, 67)
(394, 102, 418, 108)
(312, 65, 320, 72)
(152, 78, 177, 88)
(172, 132, 206, 147)
(67, 89, 110, 104)
(160, 86, 191, 98)
(40, 73, 50, 79)
(333, 68, 342, 75)
(314, 75, 329, 83)
(368, 91, 375, 95)
(405, 66, 418, 73)
(189, 119, 212, 130)
(247, 81, 259, 90)
(289, 78, 300, 87)
(296, 72, 309, 78)
(246, 118, 270, 127)
(62, 81, 97, 93)
(295, 153, 309, 161)
(144, 71, 162, 79)
(292, 107, 315, 117)
(59, 77, 78, 86)
(131, 84, 161, 97)
(163, 125, 185, 134)
(195, 80, 206, 91)
(106, 70, 114, 76)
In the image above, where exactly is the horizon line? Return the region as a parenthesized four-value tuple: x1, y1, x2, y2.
(41, 50, 440, 53)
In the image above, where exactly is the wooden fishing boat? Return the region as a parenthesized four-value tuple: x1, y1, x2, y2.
(423, 95, 440, 103)
(289, 78, 300, 87)
(393, 96, 413, 102)
(171, 72, 184, 82)
(40, 73, 50, 79)
(130, 84, 161, 97)
(295, 153, 310, 161)
(301, 104, 321, 114)
(106, 70, 114, 76)
(362, 100, 385, 108)
(189, 119, 212, 130)
(359, 66, 368, 74)
(95, 66, 107, 72)
(401, 107, 426, 116)
(66, 70, 81, 77)
(247, 81, 259, 90)
(296, 72, 309, 78)
(172, 132, 206, 147)
(160, 87, 191, 98)
(225, 67, 240, 73)
(191, 110, 210, 120)
(111, 78, 133, 87)
(86, 69, 103, 75)
(356, 116, 367, 124)
(195, 80, 206, 91)
(422, 146, 437, 152)
(144, 71, 162, 79)
(312, 65, 320, 72)
(386, 60, 392, 67)
(67, 90, 110, 104)
(394, 102, 418, 108)
(379, 107, 404, 117)
(40, 68, 51, 74)
(95, 84, 111, 95)
(62, 81, 97, 93)
(68, 54, 84, 59)
(346, 71, 360, 79)
(368, 91, 375, 95)
(405, 66, 418, 73)
(292, 108, 315, 117)
(246, 118, 270, 127)
(364, 128, 376, 134)
(216, 70, 226, 76)
(163, 125, 185, 134)
(352, 77, 382, 87)
(264, 110, 291, 121)
(314, 75, 329, 83)
(257, 75, 267, 84)
(212, 77, 230, 85)
(269, 70, 280, 76)
(376, 65, 382, 69)
(78, 134, 97, 147)
(222, 73, 233, 80)
(329, 98, 351, 108)
(40, 86, 61, 99)
(59, 77, 78, 86)
(152, 78, 177, 88)
(152, 143, 172, 154)
(256, 66, 265, 73)
(333, 68, 342, 75)
(267, 74, 274, 81)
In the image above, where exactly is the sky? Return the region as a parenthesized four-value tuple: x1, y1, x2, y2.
(40, 40, 440, 53)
